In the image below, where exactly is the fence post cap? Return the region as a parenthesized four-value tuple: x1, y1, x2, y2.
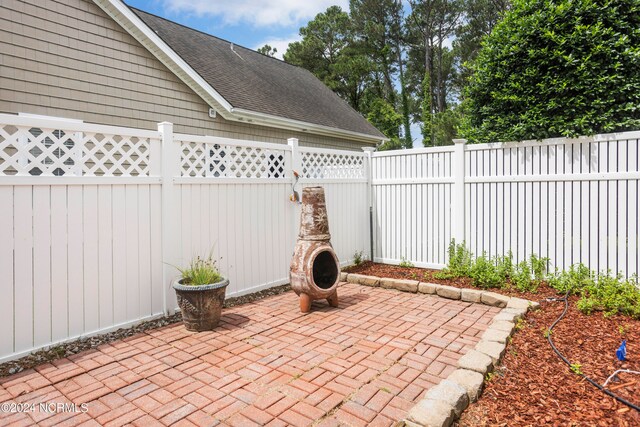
(453, 138, 467, 144)
(361, 147, 376, 153)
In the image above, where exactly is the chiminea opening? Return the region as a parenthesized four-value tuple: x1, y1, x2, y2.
(312, 250, 339, 289)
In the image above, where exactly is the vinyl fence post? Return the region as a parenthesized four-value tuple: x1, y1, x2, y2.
(362, 147, 376, 262)
(158, 122, 179, 316)
(452, 139, 467, 246)
(287, 138, 301, 178)
(288, 138, 301, 245)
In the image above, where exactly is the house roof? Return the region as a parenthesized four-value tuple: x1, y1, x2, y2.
(131, 8, 385, 141)
(91, 0, 386, 143)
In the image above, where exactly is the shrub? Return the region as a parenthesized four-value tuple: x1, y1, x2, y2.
(577, 273, 640, 319)
(463, 0, 640, 143)
(510, 254, 549, 292)
(438, 241, 640, 319)
(512, 260, 536, 292)
(530, 254, 549, 284)
(433, 270, 457, 280)
(470, 253, 506, 289)
(446, 240, 474, 277)
(495, 251, 515, 279)
(547, 263, 593, 294)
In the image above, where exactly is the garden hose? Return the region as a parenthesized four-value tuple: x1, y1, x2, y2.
(544, 293, 640, 413)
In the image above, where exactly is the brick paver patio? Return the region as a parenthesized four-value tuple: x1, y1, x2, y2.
(0, 283, 499, 426)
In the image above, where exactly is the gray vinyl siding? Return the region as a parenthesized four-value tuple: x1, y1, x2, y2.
(0, 0, 374, 150)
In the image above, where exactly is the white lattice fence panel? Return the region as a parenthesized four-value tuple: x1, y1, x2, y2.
(0, 124, 153, 176)
(82, 133, 151, 176)
(300, 150, 365, 179)
(180, 141, 287, 178)
(0, 125, 80, 176)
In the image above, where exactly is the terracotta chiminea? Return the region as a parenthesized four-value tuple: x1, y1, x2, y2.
(290, 187, 340, 313)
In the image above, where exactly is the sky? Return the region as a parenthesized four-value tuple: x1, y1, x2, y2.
(125, 0, 423, 146)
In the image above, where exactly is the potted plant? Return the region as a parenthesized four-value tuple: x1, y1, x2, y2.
(173, 254, 229, 331)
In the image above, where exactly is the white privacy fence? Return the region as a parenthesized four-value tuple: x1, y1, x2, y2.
(371, 147, 454, 268)
(463, 135, 639, 276)
(0, 114, 368, 361)
(371, 134, 640, 279)
(1, 112, 638, 362)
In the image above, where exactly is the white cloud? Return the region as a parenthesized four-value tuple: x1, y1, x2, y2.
(162, 0, 349, 27)
(253, 36, 300, 59)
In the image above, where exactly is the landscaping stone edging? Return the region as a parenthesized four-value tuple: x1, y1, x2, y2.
(342, 273, 539, 427)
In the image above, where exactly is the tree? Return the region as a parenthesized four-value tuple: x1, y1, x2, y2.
(406, 0, 463, 146)
(367, 98, 405, 150)
(432, 108, 461, 145)
(257, 44, 278, 57)
(391, 1, 413, 148)
(454, 0, 510, 68)
(464, 0, 640, 143)
(286, 4, 412, 146)
(284, 6, 372, 111)
(367, 98, 402, 139)
(451, 0, 509, 100)
(350, 0, 412, 147)
(349, 0, 401, 103)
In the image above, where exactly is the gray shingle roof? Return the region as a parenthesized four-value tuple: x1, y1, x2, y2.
(130, 7, 385, 139)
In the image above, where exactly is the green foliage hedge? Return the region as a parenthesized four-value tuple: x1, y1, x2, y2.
(463, 0, 640, 143)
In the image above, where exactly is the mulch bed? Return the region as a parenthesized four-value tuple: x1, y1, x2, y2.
(345, 262, 640, 426)
(0, 284, 291, 378)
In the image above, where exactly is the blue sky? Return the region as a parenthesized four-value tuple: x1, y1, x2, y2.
(125, 0, 349, 59)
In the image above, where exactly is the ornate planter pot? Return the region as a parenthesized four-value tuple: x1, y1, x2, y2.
(173, 278, 229, 331)
(290, 186, 340, 312)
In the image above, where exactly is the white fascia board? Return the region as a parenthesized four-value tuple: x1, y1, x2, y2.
(231, 108, 386, 145)
(93, 0, 233, 114)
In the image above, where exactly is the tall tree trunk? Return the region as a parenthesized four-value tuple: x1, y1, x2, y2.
(396, 46, 412, 148)
(381, 58, 395, 104)
(373, 71, 384, 98)
(399, 70, 413, 148)
(390, 0, 411, 148)
(437, 33, 445, 114)
(424, 35, 434, 145)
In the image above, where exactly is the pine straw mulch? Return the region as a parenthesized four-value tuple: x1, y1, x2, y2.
(344, 262, 640, 426)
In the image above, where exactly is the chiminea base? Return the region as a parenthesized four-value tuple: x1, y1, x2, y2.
(299, 291, 339, 313)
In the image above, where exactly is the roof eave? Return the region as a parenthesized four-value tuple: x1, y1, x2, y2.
(93, 0, 387, 145)
(231, 108, 387, 145)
